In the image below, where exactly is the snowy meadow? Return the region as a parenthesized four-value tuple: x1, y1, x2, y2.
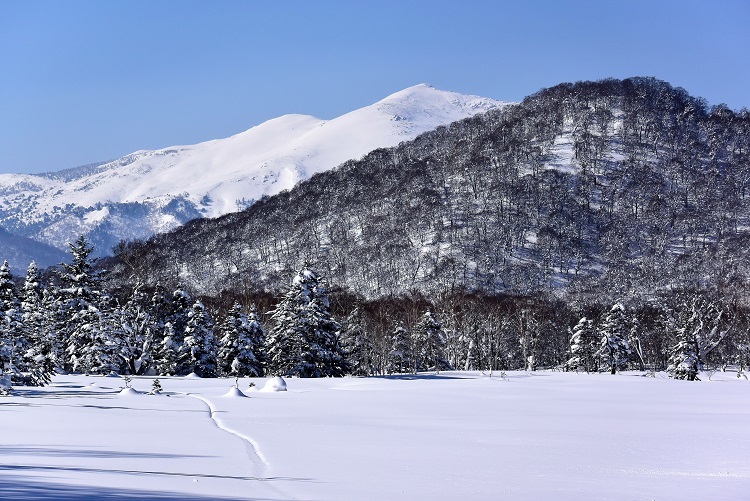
(2, 370, 748, 500)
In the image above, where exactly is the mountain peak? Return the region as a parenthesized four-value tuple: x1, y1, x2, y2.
(379, 83, 471, 103)
(0, 85, 504, 261)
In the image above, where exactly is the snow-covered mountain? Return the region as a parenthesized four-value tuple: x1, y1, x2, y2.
(105, 77, 750, 300)
(0, 227, 68, 271)
(0, 84, 506, 264)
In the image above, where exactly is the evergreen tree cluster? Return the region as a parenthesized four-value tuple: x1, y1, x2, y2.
(266, 268, 346, 377)
(0, 236, 267, 387)
(567, 304, 631, 374)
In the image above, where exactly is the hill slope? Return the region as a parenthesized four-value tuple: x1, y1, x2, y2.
(107, 78, 750, 301)
(0, 228, 68, 271)
(0, 85, 505, 260)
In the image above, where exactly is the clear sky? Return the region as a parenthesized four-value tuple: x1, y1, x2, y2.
(1, 0, 749, 174)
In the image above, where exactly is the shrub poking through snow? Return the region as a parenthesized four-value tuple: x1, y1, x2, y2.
(151, 378, 162, 394)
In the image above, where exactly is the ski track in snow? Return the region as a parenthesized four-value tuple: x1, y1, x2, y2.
(185, 393, 298, 500)
(186, 393, 270, 466)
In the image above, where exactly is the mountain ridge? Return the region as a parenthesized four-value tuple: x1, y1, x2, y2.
(0, 84, 507, 265)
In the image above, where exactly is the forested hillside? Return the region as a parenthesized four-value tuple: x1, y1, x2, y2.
(110, 77, 750, 303)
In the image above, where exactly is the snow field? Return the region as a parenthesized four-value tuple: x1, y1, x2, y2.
(1, 371, 749, 500)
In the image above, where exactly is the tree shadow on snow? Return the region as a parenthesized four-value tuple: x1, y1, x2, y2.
(0, 468, 313, 500)
(11, 388, 117, 400)
(0, 446, 211, 460)
(0, 464, 312, 483)
(0, 473, 282, 500)
(0, 402, 36, 409)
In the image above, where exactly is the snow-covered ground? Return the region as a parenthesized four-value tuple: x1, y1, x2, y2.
(2, 371, 748, 500)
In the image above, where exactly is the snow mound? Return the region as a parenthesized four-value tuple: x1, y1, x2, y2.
(185, 372, 201, 379)
(261, 376, 287, 392)
(118, 387, 141, 396)
(222, 387, 248, 398)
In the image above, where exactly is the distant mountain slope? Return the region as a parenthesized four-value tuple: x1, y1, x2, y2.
(0, 227, 68, 271)
(0, 85, 506, 259)
(106, 78, 750, 301)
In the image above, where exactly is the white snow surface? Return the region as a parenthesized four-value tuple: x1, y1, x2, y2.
(2, 371, 748, 500)
(0, 84, 506, 225)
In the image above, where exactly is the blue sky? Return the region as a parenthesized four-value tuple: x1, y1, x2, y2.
(1, 0, 749, 174)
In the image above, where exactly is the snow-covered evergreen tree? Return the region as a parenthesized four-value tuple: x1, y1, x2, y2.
(266, 268, 346, 377)
(154, 322, 179, 375)
(168, 287, 191, 337)
(266, 293, 302, 376)
(596, 303, 631, 374)
(0, 352, 13, 392)
(20, 262, 55, 385)
(666, 295, 728, 381)
(146, 284, 169, 365)
(149, 284, 170, 332)
(177, 301, 217, 377)
(413, 310, 450, 373)
(40, 286, 63, 370)
(339, 304, 374, 376)
(387, 321, 414, 374)
(88, 297, 121, 375)
(566, 317, 598, 373)
(151, 286, 191, 375)
(109, 284, 154, 375)
(667, 327, 701, 381)
(59, 235, 101, 301)
(0, 261, 24, 383)
(57, 236, 108, 374)
(217, 303, 265, 377)
(41, 284, 75, 372)
(64, 306, 102, 374)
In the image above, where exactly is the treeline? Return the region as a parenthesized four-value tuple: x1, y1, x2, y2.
(3, 236, 747, 391)
(329, 287, 748, 381)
